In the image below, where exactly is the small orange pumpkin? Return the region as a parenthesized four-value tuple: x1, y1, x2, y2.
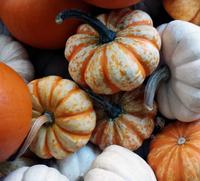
(0, 63, 32, 161)
(163, 0, 200, 25)
(28, 76, 96, 159)
(148, 120, 200, 181)
(89, 85, 156, 150)
(56, 8, 161, 94)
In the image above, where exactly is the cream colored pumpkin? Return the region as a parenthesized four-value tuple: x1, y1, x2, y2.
(56, 143, 100, 181)
(145, 20, 200, 122)
(0, 35, 34, 83)
(84, 145, 157, 181)
(4, 165, 69, 181)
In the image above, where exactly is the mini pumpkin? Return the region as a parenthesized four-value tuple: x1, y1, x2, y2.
(163, 0, 200, 25)
(0, 63, 32, 161)
(4, 165, 69, 181)
(145, 20, 200, 122)
(148, 120, 200, 181)
(83, 0, 141, 9)
(28, 76, 96, 159)
(56, 143, 100, 181)
(56, 9, 161, 94)
(84, 145, 157, 181)
(0, 34, 34, 83)
(89, 85, 156, 150)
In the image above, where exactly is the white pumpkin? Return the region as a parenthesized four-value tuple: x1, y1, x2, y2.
(0, 34, 34, 83)
(56, 143, 100, 181)
(84, 145, 157, 181)
(145, 20, 200, 122)
(4, 165, 69, 181)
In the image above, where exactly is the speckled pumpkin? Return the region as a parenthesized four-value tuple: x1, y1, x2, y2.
(148, 120, 200, 181)
(28, 76, 96, 159)
(57, 9, 161, 94)
(91, 86, 157, 150)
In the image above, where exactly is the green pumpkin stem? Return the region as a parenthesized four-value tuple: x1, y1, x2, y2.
(144, 66, 170, 110)
(80, 86, 122, 119)
(55, 9, 116, 44)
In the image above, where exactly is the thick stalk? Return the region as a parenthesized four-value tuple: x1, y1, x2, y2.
(79, 85, 122, 119)
(9, 112, 53, 160)
(55, 9, 116, 44)
(144, 66, 170, 110)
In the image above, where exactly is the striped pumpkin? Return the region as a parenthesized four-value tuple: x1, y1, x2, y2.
(28, 76, 96, 159)
(59, 8, 161, 95)
(91, 86, 157, 150)
(148, 120, 200, 181)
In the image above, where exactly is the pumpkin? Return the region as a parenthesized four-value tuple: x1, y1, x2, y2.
(148, 120, 200, 181)
(163, 0, 200, 25)
(56, 143, 100, 181)
(56, 8, 161, 94)
(0, 63, 32, 161)
(28, 76, 96, 159)
(0, 20, 10, 36)
(84, 145, 157, 181)
(83, 0, 141, 9)
(88, 85, 156, 150)
(0, 35, 34, 83)
(0, 0, 92, 49)
(145, 20, 200, 122)
(4, 165, 69, 181)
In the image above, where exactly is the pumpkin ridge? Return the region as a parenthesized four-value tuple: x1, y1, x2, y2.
(113, 10, 133, 28)
(48, 78, 62, 110)
(122, 35, 159, 52)
(102, 45, 120, 93)
(34, 80, 45, 109)
(116, 41, 150, 75)
(55, 107, 94, 120)
(81, 48, 96, 84)
(55, 123, 92, 137)
(117, 43, 146, 79)
(190, 7, 200, 23)
(54, 88, 80, 111)
(127, 20, 153, 28)
(51, 126, 73, 155)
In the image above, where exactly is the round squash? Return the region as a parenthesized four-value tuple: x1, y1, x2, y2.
(163, 0, 200, 25)
(145, 20, 200, 122)
(0, 63, 32, 161)
(90, 85, 156, 150)
(0, 0, 92, 49)
(148, 120, 200, 181)
(4, 165, 69, 181)
(56, 143, 100, 181)
(28, 76, 96, 159)
(0, 35, 34, 83)
(84, 145, 157, 181)
(83, 0, 141, 9)
(56, 8, 161, 94)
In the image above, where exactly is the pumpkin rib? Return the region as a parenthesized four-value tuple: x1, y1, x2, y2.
(127, 20, 153, 28)
(113, 10, 133, 28)
(116, 41, 150, 75)
(103, 46, 121, 92)
(48, 78, 63, 110)
(190, 8, 200, 23)
(51, 127, 73, 155)
(54, 88, 80, 111)
(33, 80, 44, 110)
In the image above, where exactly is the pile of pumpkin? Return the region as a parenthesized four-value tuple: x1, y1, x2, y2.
(0, 0, 200, 180)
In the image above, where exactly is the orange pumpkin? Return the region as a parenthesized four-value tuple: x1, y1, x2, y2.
(89, 86, 156, 150)
(83, 0, 141, 9)
(0, 63, 32, 162)
(148, 121, 200, 181)
(28, 76, 96, 159)
(56, 8, 161, 94)
(0, 0, 92, 49)
(163, 0, 200, 25)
